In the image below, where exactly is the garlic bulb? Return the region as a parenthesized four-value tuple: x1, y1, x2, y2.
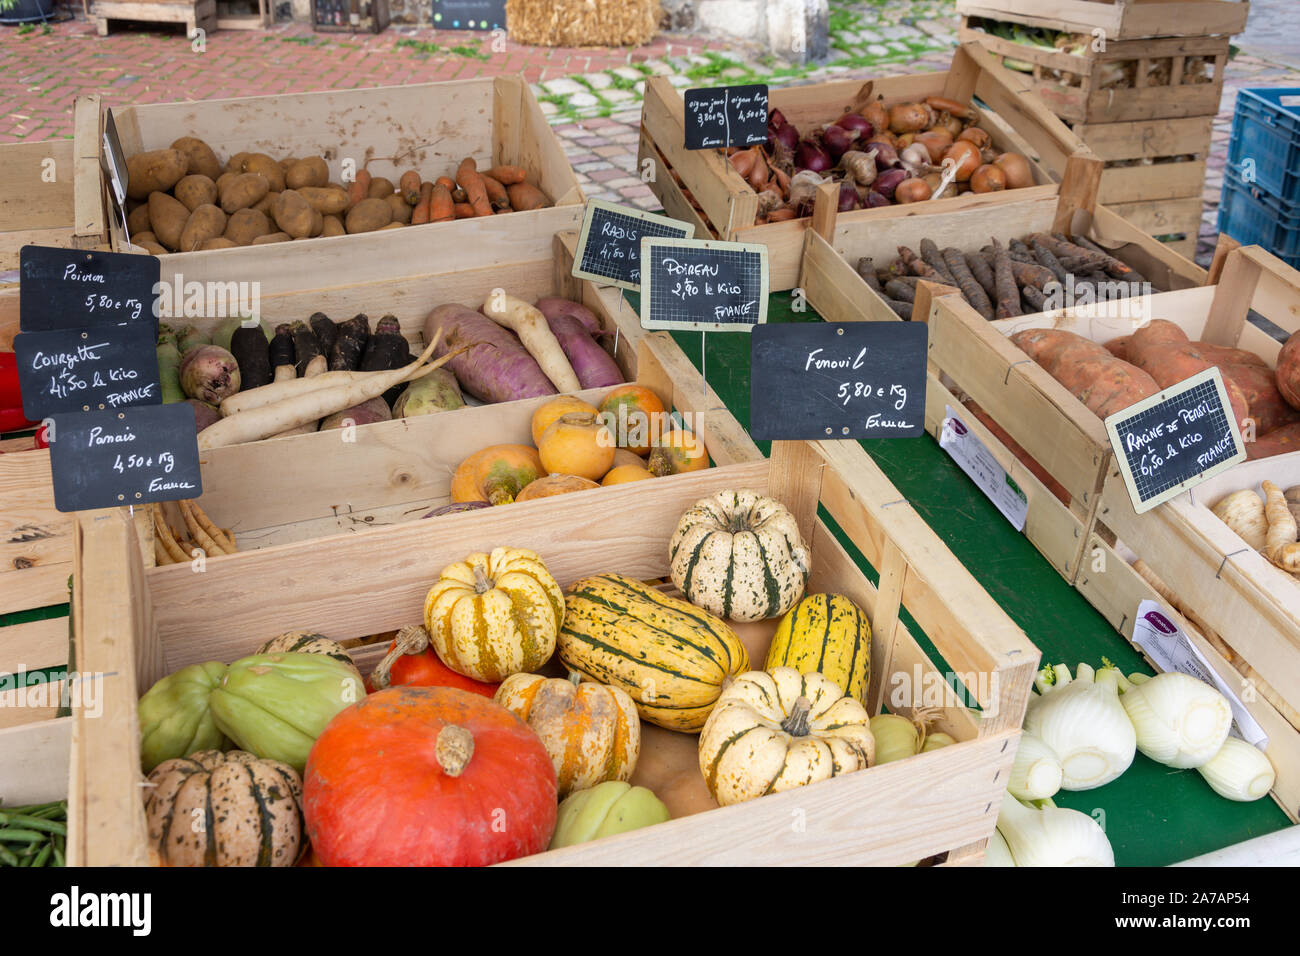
(984, 827, 1016, 867)
(1197, 738, 1275, 801)
(1118, 671, 1232, 769)
(1008, 731, 1064, 801)
(1212, 489, 1267, 551)
(1024, 663, 1136, 790)
(995, 792, 1114, 867)
(787, 170, 829, 210)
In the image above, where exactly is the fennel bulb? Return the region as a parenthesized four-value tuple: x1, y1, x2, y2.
(996, 793, 1114, 866)
(984, 827, 1016, 867)
(1008, 731, 1064, 801)
(1024, 663, 1135, 790)
(1118, 671, 1232, 769)
(1198, 738, 1276, 801)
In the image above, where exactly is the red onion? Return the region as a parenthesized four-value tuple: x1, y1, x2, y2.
(864, 190, 891, 208)
(769, 108, 789, 129)
(795, 139, 832, 173)
(822, 124, 859, 163)
(769, 121, 799, 151)
(838, 182, 861, 212)
(834, 113, 875, 140)
(865, 140, 899, 168)
(871, 168, 909, 200)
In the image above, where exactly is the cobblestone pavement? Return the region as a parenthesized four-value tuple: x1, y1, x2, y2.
(2, 0, 1299, 266)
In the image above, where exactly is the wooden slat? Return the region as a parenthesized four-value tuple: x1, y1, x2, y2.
(72, 95, 105, 241)
(636, 128, 714, 241)
(0, 717, 70, 805)
(1075, 116, 1214, 162)
(1098, 160, 1207, 204)
(1104, 197, 1204, 236)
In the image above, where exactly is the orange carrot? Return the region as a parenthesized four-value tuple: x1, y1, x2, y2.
(486, 165, 527, 185)
(411, 198, 431, 225)
(480, 173, 510, 210)
(435, 175, 456, 193)
(430, 184, 455, 222)
(348, 169, 371, 209)
(506, 181, 549, 211)
(399, 170, 422, 205)
(453, 201, 475, 219)
(455, 157, 494, 217)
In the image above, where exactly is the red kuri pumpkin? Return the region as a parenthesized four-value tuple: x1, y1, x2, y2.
(364, 625, 499, 697)
(303, 686, 557, 866)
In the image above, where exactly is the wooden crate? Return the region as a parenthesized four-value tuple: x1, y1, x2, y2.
(0, 607, 73, 812)
(1079, 244, 1300, 818)
(798, 178, 1208, 583)
(66, 428, 1040, 866)
(0, 96, 108, 273)
(1077, 116, 1214, 205)
(92, 0, 216, 35)
(960, 19, 1230, 125)
(955, 0, 1249, 40)
(105, 77, 583, 261)
(639, 41, 1094, 291)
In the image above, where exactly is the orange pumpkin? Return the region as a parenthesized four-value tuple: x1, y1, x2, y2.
(516, 474, 600, 500)
(598, 385, 667, 457)
(537, 413, 615, 481)
(648, 428, 709, 476)
(365, 624, 500, 697)
(531, 396, 599, 447)
(450, 444, 545, 505)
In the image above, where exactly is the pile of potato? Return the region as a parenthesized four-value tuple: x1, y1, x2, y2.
(125, 136, 550, 254)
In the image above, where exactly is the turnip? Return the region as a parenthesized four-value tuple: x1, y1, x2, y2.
(319, 397, 392, 431)
(180, 344, 241, 404)
(185, 399, 221, 433)
(534, 298, 625, 389)
(425, 303, 557, 404)
(393, 367, 463, 417)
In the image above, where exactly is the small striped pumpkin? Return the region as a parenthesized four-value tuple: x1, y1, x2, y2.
(698, 668, 874, 807)
(144, 749, 305, 867)
(495, 671, 641, 797)
(559, 573, 749, 732)
(765, 593, 871, 705)
(257, 630, 354, 666)
(425, 547, 564, 683)
(669, 490, 810, 622)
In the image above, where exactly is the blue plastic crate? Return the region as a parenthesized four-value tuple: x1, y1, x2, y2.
(1218, 171, 1300, 268)
(1226, 87, 1300, 205)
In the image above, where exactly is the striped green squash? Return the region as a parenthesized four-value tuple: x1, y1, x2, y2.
(559, 573, 749, 732)
(765, 593, 871, 705)
(257, 630, 354, 666)
(669, 490, 810, 623)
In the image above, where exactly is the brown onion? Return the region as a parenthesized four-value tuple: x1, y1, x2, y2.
(942, 140, 982, 182)
(957, 127, 992, 150)
(970, 164, 1007, 193)
(926, 95, 973, 119)
(994, 152, 1034, 189)
(730, 148, 757, 179)
(863, 101, 889, 136)
(895, 178, 933, 204)
(935, 112, 964, 138)
(915, 129, 954, 163)
(888, 102, 931, 134)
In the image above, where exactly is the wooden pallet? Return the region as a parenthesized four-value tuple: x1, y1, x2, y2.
(638, 41, 1091, 291)
(92, 0, 216, 35)
(955, 0, 1249, 41)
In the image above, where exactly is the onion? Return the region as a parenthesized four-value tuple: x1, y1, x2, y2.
(957, 127, 991, 150)
(915, 129, 954, 163)
(865, 140, 898, 168)
(795, 139, 832, 173)
(862, 101, 889, 136)
(787, 169, 828, 210)
(769, 107, 789, 129)
(769, 120, 799, 151)
(895, 178, 932, 204)
(970, 163, 1007, 193)
(899, 143, 937, 177)
(871, 167, 909, 200)
(837, 182, 860, 212)
(994, 152, 1034, 189)
(888, 102, 932, 134)
(834, 113, 874, 140)
(822, 124, 859, 163)
(863, 190, 891, 208)
(942, 140, 982, 182)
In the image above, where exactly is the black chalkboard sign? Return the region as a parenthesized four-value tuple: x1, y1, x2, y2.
(571, 200, 695, 291)
(684, 85, 769, 150)
(49, 403, 202, 513)
(20, 246, 158, 333)
(431, 0, 505, 29)
(14, 323, 163, 419)
(1104, 366, 1246, 515)
(750, 323, 928, 440)
(640, 237, 769, 332)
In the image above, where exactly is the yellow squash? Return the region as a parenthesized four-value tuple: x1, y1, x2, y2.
(765, 593, 871, 705)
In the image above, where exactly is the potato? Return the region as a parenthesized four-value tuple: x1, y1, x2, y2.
(226, 152, 252, 175)
(297, 186, 349, 216)
(127, 149, 189, 200)
(126, 202, 152, 235)
(174, 174, 218, 212)
(242, 154, 285, 193)
(198, 237, 238, 251)
(385, 193, 413, 224)
(378, 222, 406, 231)
(170, 137, 222, 180)
(251, 193, 276, 217)
(321, 214, 345, 237)
(223, 207, 272, 246)
(368, 177, 395, 199)
(134, 230, 158, 245)
(214, 171, 236, 196)
(279, 156, 300, 175)
(252, 231, 292, 245)
(220, 173, 270, 214)
(136, 239, 168, 255)
(271, 189, 315, 238)
(178, 204, 227, 252)
(286, 157, 329, 190)
(148, 192, 191, 250)
(310, 207, 324, 237)
(345, 197, 393, 234)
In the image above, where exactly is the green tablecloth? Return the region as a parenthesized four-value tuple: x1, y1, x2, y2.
(642, 289, 1290, 866)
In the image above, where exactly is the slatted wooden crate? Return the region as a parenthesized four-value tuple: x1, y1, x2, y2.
(797, 172, 1208, 583)
(104, 77, 583, 263)
(639, 41, 1093, 291)
(955, 0, 1249, 41)
(66, 422, 1040, 865)
(91, 0, 217, 36)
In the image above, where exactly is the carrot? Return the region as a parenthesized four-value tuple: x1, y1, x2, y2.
(427, 184, 454, 223)
(455, 157, 494, 217)
(453, 201, 475, 219)
(920, 239, 955, 285)
(964, 251, 996, 300)
(1008, 258, 1055, 290)
(480, 173, 510, 211)
(179, 499, 226, 557)
(1021, 283, 1046, 312)
(883, 278, 915, 304)
(399, 170, 422, 205)
(435, 176, 457, 194)
(941, 247, 993, 320)
(896, 245, 943, 281)
(153, 507, 188, 564)
(1031, 240, 1070, 285)
(411, 199, 431, 225)
(348, 169, 372, 209)
(506, 182, 549, 211)
(486, 165, 528, 185)
(990, 238, 1021, 319)
(855, 257, 885, 295)
(480, 292, 581, 393)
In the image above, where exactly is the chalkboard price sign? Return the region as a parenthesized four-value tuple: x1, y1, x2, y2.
(571, 200, 694, 291)
(20, 246, 159, 333)
(49, 403, 202, 513)
(1105, 366, 1246, 514)
(749, 322, 927, 440)
(640, 237, 769, 332)
(14, 323, 163, 420)
(684, 85, 769, 150)
(431, 0, 505, 29)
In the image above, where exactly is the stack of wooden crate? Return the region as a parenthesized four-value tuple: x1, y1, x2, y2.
(957, 0, 1251, 260)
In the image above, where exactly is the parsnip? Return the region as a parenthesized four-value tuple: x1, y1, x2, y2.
(1211, 489, 1267, 551)
(481, 293, 581, 393)
(1261, 480, 1300, 572)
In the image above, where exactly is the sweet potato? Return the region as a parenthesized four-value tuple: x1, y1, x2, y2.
(506, 181, 549, 211)
(220, 173, 270, 214)
(127, 149, 189, 200)
(423, 303, 557, 403)
(1278, 330, 1300, 410)
(174, 174, 218, 212)
(170, 137, 222, 181)
(1010, 328, 1159, 419)
(224, 207, 272, 245)
(1128, 320, 1251, 430)
(1194, 341, 1270, 369)
(286, 157, 329, 190)
(178, 204, 227, 252)
(345, 197, 393, 234)
(534, 298, 624, 389)
(1221, 362, 1300, 435)
(1104, 335, 1132, 362)
(1247, 422, 1300, 460)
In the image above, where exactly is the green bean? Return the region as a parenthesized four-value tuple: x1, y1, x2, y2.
(53, 845, 65, 867)
(32, 842, 52, 867)
(0, 843, 19, 866)
(0, 813, 66, 835)
(0, 828, 48, 844)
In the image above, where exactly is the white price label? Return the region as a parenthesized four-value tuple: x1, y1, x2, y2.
(1132, 600, 1267, 747)
(939, 406, 1028, 531)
